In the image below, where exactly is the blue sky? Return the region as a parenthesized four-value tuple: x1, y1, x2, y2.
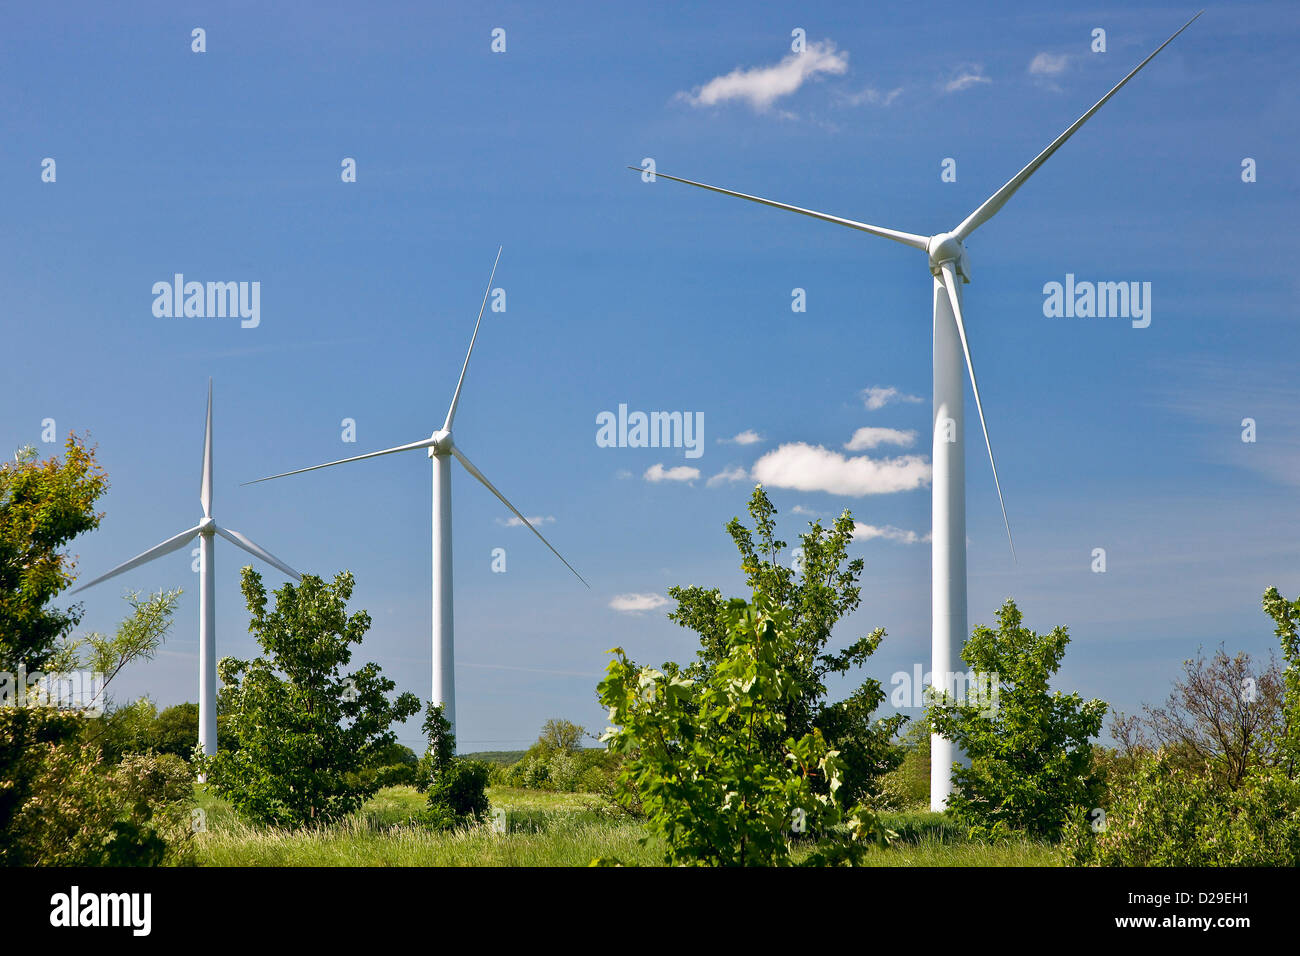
(3, 1, 1297, 753)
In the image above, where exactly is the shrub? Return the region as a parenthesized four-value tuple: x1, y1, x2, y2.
(416, 704, 490, 829)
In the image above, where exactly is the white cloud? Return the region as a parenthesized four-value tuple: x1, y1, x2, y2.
(852, 521, 930, 544)
(615, 469, 633, 480)
(609, 593, 669, 613)
(840, 85, 903, 107)
(496, 515, 555, 528)
(679, 40, 849, 113)
(719, 429, 764, 446)
(844, 427, 917, 451)
(644, 463, 701, 483)
(792, 504, 822, 516)
(942, 66, 991, 93)
(751, 442, 931, 496)
(1028, 52, 1069, 75)
(861, 385, 924, 411)
(707, 465, 750, 487)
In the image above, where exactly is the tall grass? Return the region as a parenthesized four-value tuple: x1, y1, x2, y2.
(191, 786, 1058, 867)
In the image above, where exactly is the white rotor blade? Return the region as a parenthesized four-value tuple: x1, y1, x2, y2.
(450, 444, 589, 588)
(201, 378, 213, 518)
(243, 436, 438, 485)
(939, 260, 1015, 561)
(443, 246, 503, 432)
(954, 11, 1202, 241)
(629, 167, 929, 251)
(216, 526, 302, 581)
(72, 525, 202, 593)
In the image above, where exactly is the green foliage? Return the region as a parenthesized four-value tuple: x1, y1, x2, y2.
(414, 703, 491, 828)
(203, 568, 421, 829)
(598, 588, 890, 866)
(0, 435, 108, 673)
(1262, 586, 1300, 773)
(876, 720, 931, 810)
(927, 599, 1106, 841)
(0, 707, 195, 866)
(1062, 756, 1300, 866)
(667, 486, 904, 805)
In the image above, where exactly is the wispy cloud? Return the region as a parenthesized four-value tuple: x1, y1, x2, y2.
(615, 469, 633, 480)
(644, 463, 701, 483)
(609, 593, 669, 613)
(1029, 52, 1070, 76)
(496, 515, 555, 527)
(861, 385, 924, 411)
(942, 65, 991, 93)
(844, 427, 917, 451)
(678, 40, 849, 113)
(852, 521, 929, 544)
(718, 429, 765, 445)
(707, 465, 750, 487)
(751, 442, 931, 496)
(838, 85, 903, 107)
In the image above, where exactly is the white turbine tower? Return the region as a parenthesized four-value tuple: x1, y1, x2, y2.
(630, 13, 1200, 809)
(246, 248, 588, 739)
(74, 380, 302, 758)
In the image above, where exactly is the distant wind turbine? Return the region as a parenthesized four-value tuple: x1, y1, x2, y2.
(246, 248, 588, 738)
(75, 380, 302, 758)
(629, 13, 1201, 809)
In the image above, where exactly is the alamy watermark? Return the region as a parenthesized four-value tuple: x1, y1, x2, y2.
(596, 404, 704, 459)
(152, 274, 260, 328)
(1042, 273, 1151, 328)
(1, 665, 105, 717)
(890, 664, 1000, 717)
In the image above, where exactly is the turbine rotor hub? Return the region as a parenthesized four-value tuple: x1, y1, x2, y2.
(927, 232, 971, 282)
(198, 516, 216, 535)
(428, 429, 453, 457)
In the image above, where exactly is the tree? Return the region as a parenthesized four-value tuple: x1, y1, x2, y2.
(667, 486, 904, 804)
(0, 592, 193, 865)
(415, 703, 491, 829)
(1116, 645, 1283, 789)
(537, 718, 584, 755)
(1262, 586, 1300, 773)
(0, 436, 108, 673)
(204, 568, 421, 828)
(598, 588, 889, 866)
(928, 599, 1106, 841)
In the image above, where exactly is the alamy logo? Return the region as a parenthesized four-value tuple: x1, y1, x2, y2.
(50, 886, 151, 936)
(152, 274, 261, 328)
(596, 404, 704, 459)
(1, 665, 104, 716)
(1042, 273, 1152, 328)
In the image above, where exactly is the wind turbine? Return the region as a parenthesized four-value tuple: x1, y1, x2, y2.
(75, 380, 302, 759)
(629, 13, 1200, 809)
(246, 248, 588, 739)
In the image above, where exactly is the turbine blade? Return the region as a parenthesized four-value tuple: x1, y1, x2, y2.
(243, 436, 437, 485)
(953, 10, 1202, 241)
(443, 246, 503, 432)
(216, 526, 302, 581)
(628, 167, 929, 251)
(939, 260, 1015, 561)
(201, 378, 213, 518)
(72, 525, 203, 593)
(450, 444, 589, 588)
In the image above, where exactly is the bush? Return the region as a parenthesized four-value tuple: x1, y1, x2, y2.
(416, 704, 490, 830)
(1063, 755, 1300, 866)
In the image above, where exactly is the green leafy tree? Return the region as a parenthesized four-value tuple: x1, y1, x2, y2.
(667, 486, 904, 804)
(0, 436, 108, 673)
(598, 588, 890, 866)
(1262, 586, 1300, 773)
(204, 568, 421, 828)
(927, 599, 1106, 841)
(414, 703, 491, 828)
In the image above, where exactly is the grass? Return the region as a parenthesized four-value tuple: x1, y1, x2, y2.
(190, 785, 1058, 867)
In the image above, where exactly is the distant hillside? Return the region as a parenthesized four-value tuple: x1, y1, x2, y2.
(462, 750, 527, 766)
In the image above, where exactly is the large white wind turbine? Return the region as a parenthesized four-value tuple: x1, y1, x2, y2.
(246, 248, 588, 738)
(75, 380, 302, 758)
(630, 13, 1200, 809)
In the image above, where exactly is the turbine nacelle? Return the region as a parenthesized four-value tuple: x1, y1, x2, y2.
(427, 429, 453, 458)
(198, 516, 217, 536)
(928, 232, 971, 283)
